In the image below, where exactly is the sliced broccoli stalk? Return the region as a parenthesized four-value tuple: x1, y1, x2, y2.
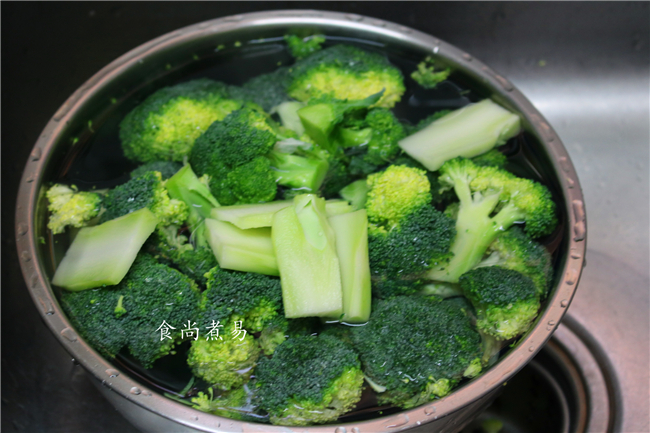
(267, 150, 329, 193)
(399, 99, 521, 171)
(297, 91, 383, 151)
(273, 101, 306, 136)
(211, 199, 351, 230)
(335, 126, 373, 148)
(204, 218, 278, 276)
(329, 210, 372, 323)
(339, 179, 369, 211)
(52, 208, 158, 291)
(427, 158, 557, 283)
(272, 195, 343, 318)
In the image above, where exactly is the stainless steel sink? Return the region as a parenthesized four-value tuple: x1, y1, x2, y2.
(3, 3, 648, 432)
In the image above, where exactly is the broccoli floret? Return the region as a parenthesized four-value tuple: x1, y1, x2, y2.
(411, 56, 451, 89)
(288, 44, 405, 108)
(99, 171, 188, 226)
(392, 155, 457, 206)
(365, 166, 455, 298)
(191, 385, 262, 422)
(459, 266, 540, 341)
(187, 322, 261, 391)
(285, 34, 326, 59)
(471, 149, 508, 168)
(60, 253, 201, 368)
(227, 68, 292, 112)
(46, 184, 102, 234)
(130, 161, 183, 180)
(427, 158, 557, 283)
(257, 316, 321, 356)
(477, 227, 553, 298)
(189, 108, 278, 205)
(267, 150, 329, 194)
(351, 296, 482, 409)
(255, 334, 364, 426)
(120, 79, 243, 162)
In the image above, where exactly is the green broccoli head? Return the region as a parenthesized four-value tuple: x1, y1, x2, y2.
(255, 334, 364, 426)
(130, 161, 183, 180)
(60, 253, 201, 368)
(288, 45, 405, 108)
(427, 157, 557, 283)
(411, 56, 451, 89)
(120, 79, 243, 162)
(46, 184, 102, 234)
(100, 171, 188, 226)
(459, 266, 540, 341)
(351, 296, 482, 409)
(202, 267, 283, 333)
(285, 34, 326, 59)
(189, 108, 279, 205)
(471, 149, 508, 169)
(480, 226, 553, 298)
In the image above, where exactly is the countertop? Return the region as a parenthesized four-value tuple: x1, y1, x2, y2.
(2, 3, 648, 432)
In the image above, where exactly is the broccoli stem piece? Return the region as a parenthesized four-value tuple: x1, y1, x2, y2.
(204, 218, 279, 276)
(267, 150, 329, 193)
(339, 179, 369, 211)
(329, 210, 372, 323)
(52, 208, 159, 291)
(272, 195, 343, 318)
(399, 99, 520, 171)
(211, 199, 351, 230)
(274, 101, 306, 136)
(114, 295, 127, 318)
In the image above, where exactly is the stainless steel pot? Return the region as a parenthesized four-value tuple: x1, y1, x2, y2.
(15, 10, 586, 433)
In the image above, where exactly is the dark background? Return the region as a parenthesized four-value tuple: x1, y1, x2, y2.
(2, 2, 647, 432)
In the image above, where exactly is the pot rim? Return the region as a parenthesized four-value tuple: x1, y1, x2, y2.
(15, 9, 587, 433)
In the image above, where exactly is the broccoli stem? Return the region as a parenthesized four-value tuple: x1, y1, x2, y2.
(204, 218, 279, 276)
(398, 99, 520, 171)
(329, 210, 372, 323)
(52, 208, 159, 291)
(339, 179, 369, 211)
(272, 195, 343, 318)
(267, 151, 329, 193)
(274, 101, 306, 136)
(427, 180, 524, 283)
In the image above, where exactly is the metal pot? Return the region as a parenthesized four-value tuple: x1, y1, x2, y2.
(15, 10, 586, 433)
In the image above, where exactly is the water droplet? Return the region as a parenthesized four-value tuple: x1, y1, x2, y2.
(565, 269, 578, 285)
(462, 53, 473, 61)
(560, 299, 569, 308)
(37, 297, 54, 315)
(528, 346, 535, 352)
(572, 200, 586, 241)
(566, 176, 575, 188)
(21, 251, 31, 262)
(494, 75, 514, 92)
(558, 156, 571, 173)
(432, 44, 440, 54)
(548, 320, 556, 326)
(106, 369, 120, 377)
(351, 428, 360, 433)
(546, 326, 553, 331)
(142, 390, 152, 397)
(25, 175, 35, 183)
(334, 427, 347, 433)
(194, 416, 199, 420)
(224, 15, 243, 22)
(346, 13, 363, 21)
(31, 148, 42, 161)
(17, 223, 27, 235)
(570, 250, 581, 261)
(61, 327, 78, 342)
(130, 387, 141, 395)
(385, 414, 409, 428)
(424, 405, 436, 416)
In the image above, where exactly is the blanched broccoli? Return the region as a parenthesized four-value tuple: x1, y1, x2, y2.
(191, 385, 262, 422)
(288, 44, 405, 108)
(471, 148, 508, 168)
(478, 227, 553, 298)
(459, 266, 540, 341)
(60, 253, 201, 368)
(411, 56, 451, 89)
(130, 161, 183, 180)
(46, 184, 102, 234)
(100, 171, 188, 226)
(365, 165, 456, 298)
(120, 79, 242, 162)
(352, 296, 482, 409)
(285, 34, 326, 59)
(427, 158, 557, 283)
(227, 68, 292, 112)
(255, 334, 364, 426)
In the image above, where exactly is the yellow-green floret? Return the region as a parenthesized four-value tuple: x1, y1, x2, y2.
(459, 266, 541, 341)
(351, 296, 482, 409)
(191, 385, 262, 422)
(46, 184, 102, 234)
(288, 45, 405, 108)
(187, 324, 261, 391)
(120, 79, 242, 162)
(255, 334, 364, 426)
